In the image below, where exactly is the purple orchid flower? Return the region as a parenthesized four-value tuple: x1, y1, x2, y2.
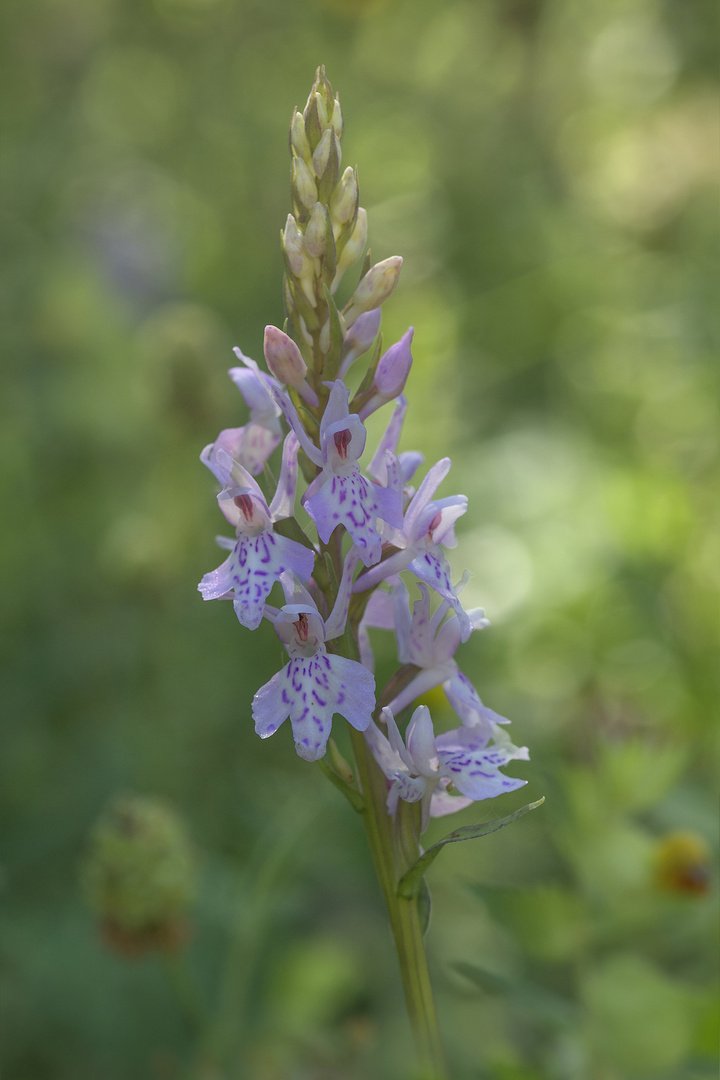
(203, 347, 284, 476)
(358, 579, 516, 737)
(352, 457, 473, 640)
(364, 705, 528, 831)
(198, 432, 315, 630)
(274, 380, 403, 567)
(252, 549, 375, 761)
(360, 579, 510, 737)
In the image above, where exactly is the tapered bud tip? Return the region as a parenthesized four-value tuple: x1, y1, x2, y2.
(375, 327, 414, 395)
(289, 110, 311, 163)
(345, 308, 382, 353)
(263, 325, 307, 386)
(344, 256, 402, 324)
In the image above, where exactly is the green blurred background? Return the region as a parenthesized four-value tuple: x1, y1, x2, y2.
(1, 0, 718, 1077)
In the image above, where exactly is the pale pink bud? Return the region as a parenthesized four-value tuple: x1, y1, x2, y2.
(263, 326, 307, 385)
(263, 326, 319, 407)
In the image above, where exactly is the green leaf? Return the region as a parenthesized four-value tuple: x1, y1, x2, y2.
(397, 797, 545, 899)
(417, 877, 432, 936)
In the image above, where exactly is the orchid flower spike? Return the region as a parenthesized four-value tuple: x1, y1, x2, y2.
(198, 432, 315, 630)
(364, 705, 529, 832)
(252, 549, 375, 761)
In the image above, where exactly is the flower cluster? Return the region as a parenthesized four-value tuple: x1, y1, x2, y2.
(198, 68, 528, 826)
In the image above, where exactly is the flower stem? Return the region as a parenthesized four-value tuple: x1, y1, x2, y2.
(349, 727, 448, 1079)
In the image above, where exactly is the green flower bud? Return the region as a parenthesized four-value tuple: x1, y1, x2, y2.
(289, 109, 312, 165)
(81, 794, 196, 956)
(343, 255, 403, 327)
(282, 214, 305, 276)
(330, 166, 358, 228)
(291, 157, 317, 213)
(312, 127, 341, 180)
(305, 203, 328, 258)
(330, 97, 343, 139)
(332, 207, 367, 291)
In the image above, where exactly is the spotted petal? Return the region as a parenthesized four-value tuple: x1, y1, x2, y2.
(435, 726, 528, 802)
(305, 470, 400, 567)
(252, 652, 375, 761)
(198, 532, 314, 630)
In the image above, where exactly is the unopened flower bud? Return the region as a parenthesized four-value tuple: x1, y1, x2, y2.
(330, 97, 343, 138)
(282, 214, 305, 276)
(81, 794, 196, 957)
(332, 207, 367, 291)
(338, 308, 381, 378)
(343, 255, 403, 327)
(330, 166, 358, 227)
(289, 109, 311, 164)
(263, 326, 319, 406)
(292, 157, 317, 211)
(313, 91, 328, 131)
(305, 203, 327, 258)
(358, 327, 414, 419)
(316, 132, 341, 204)
(263, 325, 307, 385)
(312, 127, 334, 179)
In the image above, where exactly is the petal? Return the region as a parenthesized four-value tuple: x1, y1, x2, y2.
(199, 532, 313, 631)
(305, 470, 387, 566)
(408, 548, 473, 642)
(364, 719, 406, 776)
(403, 458, 452, 536)
(274, 653, 375, 761)
(405, 705, 439, 776)
(429, 778, 474, 818)
(391, 771, 426, 805)
(435, 727, 528, 802)
(367, 395, 408, 480)
(268, 431, 301, 521)
(319, 380, 351, 440)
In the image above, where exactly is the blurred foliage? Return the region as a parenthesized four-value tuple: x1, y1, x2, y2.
(1, 0, 717, 1077)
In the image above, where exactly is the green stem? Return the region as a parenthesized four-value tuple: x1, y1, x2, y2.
(349, 727, 448, 1079)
